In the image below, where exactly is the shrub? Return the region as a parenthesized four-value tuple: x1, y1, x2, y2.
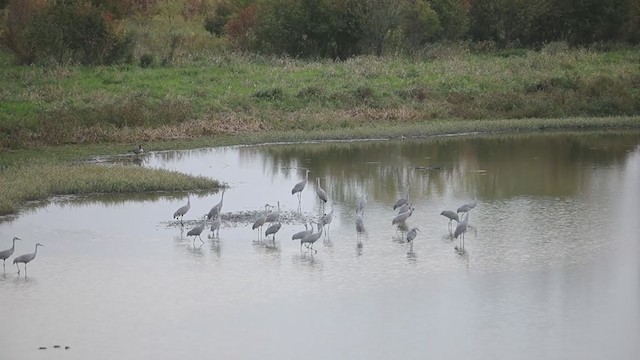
(139, 53, 155, 68)
(204, 1, 235, 36)
(13, 0, 134, 65)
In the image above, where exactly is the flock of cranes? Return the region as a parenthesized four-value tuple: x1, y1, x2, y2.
(0, 171, 477, 276)
(0, 165, 478, 275)
(171, 167, 478, 255)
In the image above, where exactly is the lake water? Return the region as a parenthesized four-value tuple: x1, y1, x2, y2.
(1, 132, 639, 360)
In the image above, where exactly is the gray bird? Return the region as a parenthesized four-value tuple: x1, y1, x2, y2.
(355, 213, 365, 234)
(454, 213, 470, 252)
(0, 237, 21, 272)
(440, 210, 460, 233)
(322, 207, 334, 236)
(291, 169, 310, 202)
(173, 196, 191, 225)
(130, 144, 144, 155)
(252, 204, 272, 239)
(392, 207, 414, 226)
(457, 197, 478, 216)
(301, 223, 323, 253)
(316, 178, 328, 207)
(292, 223, 313, 241)
(207, 189, 225, 220)
(396, 202, 411, 214)
(406, 227, 420, 244)
(13, 243, 44, 275)
(356, 193, 367, 215)
(187, 215, 207, 243)
(265, 201, 281, 224)
(265, 222, 282, 242)
(210, 214, 222, 239)
(393, 190, 409, 210)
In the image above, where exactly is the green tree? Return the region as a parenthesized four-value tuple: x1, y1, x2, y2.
(400, 0, 441, 50)
(431, 0, 469, 40)
(23, 0, 133, 65)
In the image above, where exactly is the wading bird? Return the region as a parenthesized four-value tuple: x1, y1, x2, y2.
(292, 223, 312, 242)
(406, 227, 420, 250)
(356, 193, 367, 215)
(210, 213, 222, 240)
(322, 207, 334, 237)
(301, 223, 323, 253)
(316, 178, 328, 210)
(207, 189, 225, 221)
(13, 243, 44, 275)
(130, 145, 144, 155)
(265, 222, 282, 242)
(265, 201, 281, 224)
(355, 212, 365, 242)
(454, 213, 470, 252)
(392, 207, 414, 227)
(187, 215, 207, 243)
(252, 204, 272, 240)
(0, 237, 20, 272)
(396, 202, 411, 214)
(393, 190, 409, 210)
(292, 169, 310, 203)
(457, 197, 478, 216)
(173, 196, 191, 225)
(440, 210, 460, 233)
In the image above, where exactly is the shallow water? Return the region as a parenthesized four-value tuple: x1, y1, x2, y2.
(1, 132, 639, 360)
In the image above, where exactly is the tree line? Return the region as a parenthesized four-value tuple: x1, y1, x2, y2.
(2, 0, 639, 64)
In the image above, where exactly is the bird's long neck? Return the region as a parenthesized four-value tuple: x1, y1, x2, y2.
(33, 245, 39, 256)
(12, 239, 17, 250)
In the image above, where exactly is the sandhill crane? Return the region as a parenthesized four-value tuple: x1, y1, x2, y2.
(316, 177, 328, 211)
(322, 207, 334, 237)
(13, 243, 44, 275)
(0, 237, 20, 272)
(252, 204, 272, 240)
(440, 210, 460, 233)
(392, 207, 414, 227)
(210, 213, 221, 240)
(187, 215, 207, 243)
(406, 227, 420, 250)
(355, 212, 365, 243)
(393, 188, 409, 210)
(292, 169, 310, 203)
(265, 201, 280, 224)
(292, 223, 313, 242)
(454, 213, 470, 252)
(173, 196, 191, 225)
(457, 197, 478, 216)
(301, 223, 323, 253)
(265, 222, 282, 242)
(356, 193, 367, 215)
(207, 188, 225, 220)
(396, 202, 411, 214)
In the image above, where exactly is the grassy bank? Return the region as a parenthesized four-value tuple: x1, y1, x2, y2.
(0, 161, 220, 216)
(2, 48, 640, 148)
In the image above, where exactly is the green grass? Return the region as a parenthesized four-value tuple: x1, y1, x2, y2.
(0, 161, 220, 216)
(2, 48, 640, 148)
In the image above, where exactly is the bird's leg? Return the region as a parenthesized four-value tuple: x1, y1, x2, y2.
(16, 263, 20, 274)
